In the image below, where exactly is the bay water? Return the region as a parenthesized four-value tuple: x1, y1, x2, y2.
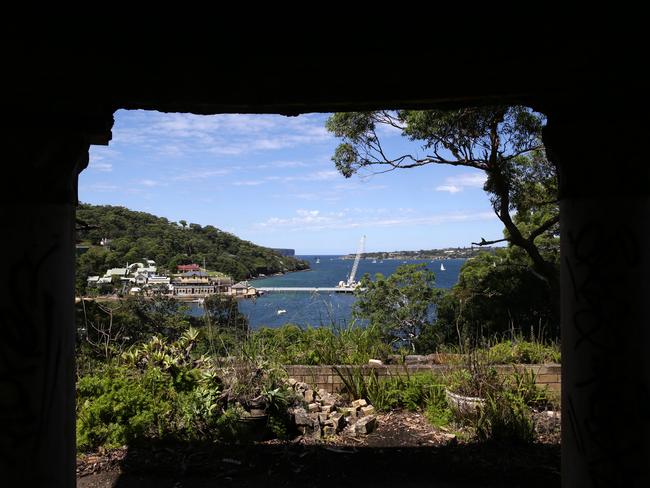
(192, 256, 464, 329)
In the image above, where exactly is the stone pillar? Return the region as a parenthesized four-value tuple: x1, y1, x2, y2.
(544, 108, 650, 487)
(0, 113, 112, 487)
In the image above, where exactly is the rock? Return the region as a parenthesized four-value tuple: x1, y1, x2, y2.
(288, 378, 297, 387)
(354, 415, 377, 435)
(320, 404, 334, 414)
(404, 355, 427, 364)
(351, 399, 367, 409)
(544, 410, 561, 419)
(318, 391, 341, 407)
(368, 359, 383, 366)
(338, 407, 357, 417)
(292, 408, 312, 426)
(439, 432, 457, 445)
(307, 403, 320, 413)
(297, 425, 313, 435)
(304, 389, 315, 402)
(322, 425, 336, 437)
(360, 405, 375, 416)
(330, 412, 345, 431)
(318, 412, 329, 424)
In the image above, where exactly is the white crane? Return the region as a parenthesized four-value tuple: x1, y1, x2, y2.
(338, 236, 366, 288)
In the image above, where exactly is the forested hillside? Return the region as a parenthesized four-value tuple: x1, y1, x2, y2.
(76, 204, 308, 291)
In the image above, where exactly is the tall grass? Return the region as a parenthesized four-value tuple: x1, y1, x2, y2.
(251, 322, 391, 365)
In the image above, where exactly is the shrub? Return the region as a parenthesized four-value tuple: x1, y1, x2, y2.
(476, 391, 535, 444)
(76, 367, 172, 451)
(486, 340, 560, 364)
(335, 370, 447, 415)
(443, 363, 550, 444)
(252, 323, 391, 365)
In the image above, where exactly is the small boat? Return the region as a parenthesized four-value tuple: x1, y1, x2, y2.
(372, 259, 377, 264)
(440, 263, 446, 271)
(315, 257, 320, 264)
(277, 309, 287, 315)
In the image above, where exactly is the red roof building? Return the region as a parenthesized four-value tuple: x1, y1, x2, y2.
(177, 264, 201, 272)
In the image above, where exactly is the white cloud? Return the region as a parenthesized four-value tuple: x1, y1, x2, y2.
(112, 111, 333, 157)
(170, 168, 232, 181)
(450, 173, 487, 187)
(436, 185, 462, 193)
(269, 160, 308, 168)
(255, 209, 497, 231)
(254, 160, 309, 170)
(85, 183, 118, 192)
(333, 182, 388, 191)
(233, 180, 264, 186)
(88, 161, 113, 172)
(266, 170, 340, 183)
(138, 179, 167, 188)
(435, 172, 486, 193)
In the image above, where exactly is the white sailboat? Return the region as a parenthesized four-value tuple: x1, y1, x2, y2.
(440, 263, 446, 271)
(315, 257, 320, 264)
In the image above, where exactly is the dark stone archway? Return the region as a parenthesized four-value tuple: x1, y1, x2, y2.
(1, 26, 647, 487)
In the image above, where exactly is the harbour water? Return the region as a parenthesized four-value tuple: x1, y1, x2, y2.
(193, 256, 464, 329)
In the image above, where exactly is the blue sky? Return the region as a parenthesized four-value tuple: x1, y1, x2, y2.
(81, 110, 504, 254)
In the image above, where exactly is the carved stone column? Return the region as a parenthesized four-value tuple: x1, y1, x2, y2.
(0, 112, 112, 487)
(544, 107, 650, 487)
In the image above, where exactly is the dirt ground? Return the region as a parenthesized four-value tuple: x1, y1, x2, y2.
(77, 410, 561, 488)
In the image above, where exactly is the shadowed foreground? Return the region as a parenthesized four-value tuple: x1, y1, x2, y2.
(77, 440, 560, 488)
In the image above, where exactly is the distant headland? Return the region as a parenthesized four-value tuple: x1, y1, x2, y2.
(271, 248, 295, 257)
(341, 246, 497, 261)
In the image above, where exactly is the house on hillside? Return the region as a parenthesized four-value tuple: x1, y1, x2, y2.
(229, 281, 256, 296)
(177, 264, 201, 272)
(171, 271, 216, 296)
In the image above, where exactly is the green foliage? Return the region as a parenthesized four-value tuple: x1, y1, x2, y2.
(445, 365, 500, 399)
(196, 295, 250, 356)
(77, 330, 227, 451)
(75, 203, 309, 292)
(353, 264, 440, 352)
(326, 107, 560, 328)
(336, 370, 446, 413)
(76, 367, 173, 451)
(476, 391, 535, 444)
(487, 340, 561, 364)
(76, 296, 197, 360)
(425, 400, 453, 429)
(203, 295, 249, 334)
(435, 247, 559, 343)
(443, 359, 554, 444)
(262, 386, 294, 439)
(251, 323, 391, 365)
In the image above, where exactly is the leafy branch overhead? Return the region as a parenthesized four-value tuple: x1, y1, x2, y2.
(326, 107, 559, 316)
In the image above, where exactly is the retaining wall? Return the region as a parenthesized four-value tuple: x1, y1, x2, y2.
(284, 363, 561, 396)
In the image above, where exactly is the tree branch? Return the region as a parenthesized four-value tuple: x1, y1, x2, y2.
(471, 237, 509, 246)
(527, 214, 560, 243)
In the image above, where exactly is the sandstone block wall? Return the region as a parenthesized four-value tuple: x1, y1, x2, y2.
(284, 364, 562, 397)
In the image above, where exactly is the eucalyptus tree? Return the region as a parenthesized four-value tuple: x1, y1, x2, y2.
(326, 107, 559, 317)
